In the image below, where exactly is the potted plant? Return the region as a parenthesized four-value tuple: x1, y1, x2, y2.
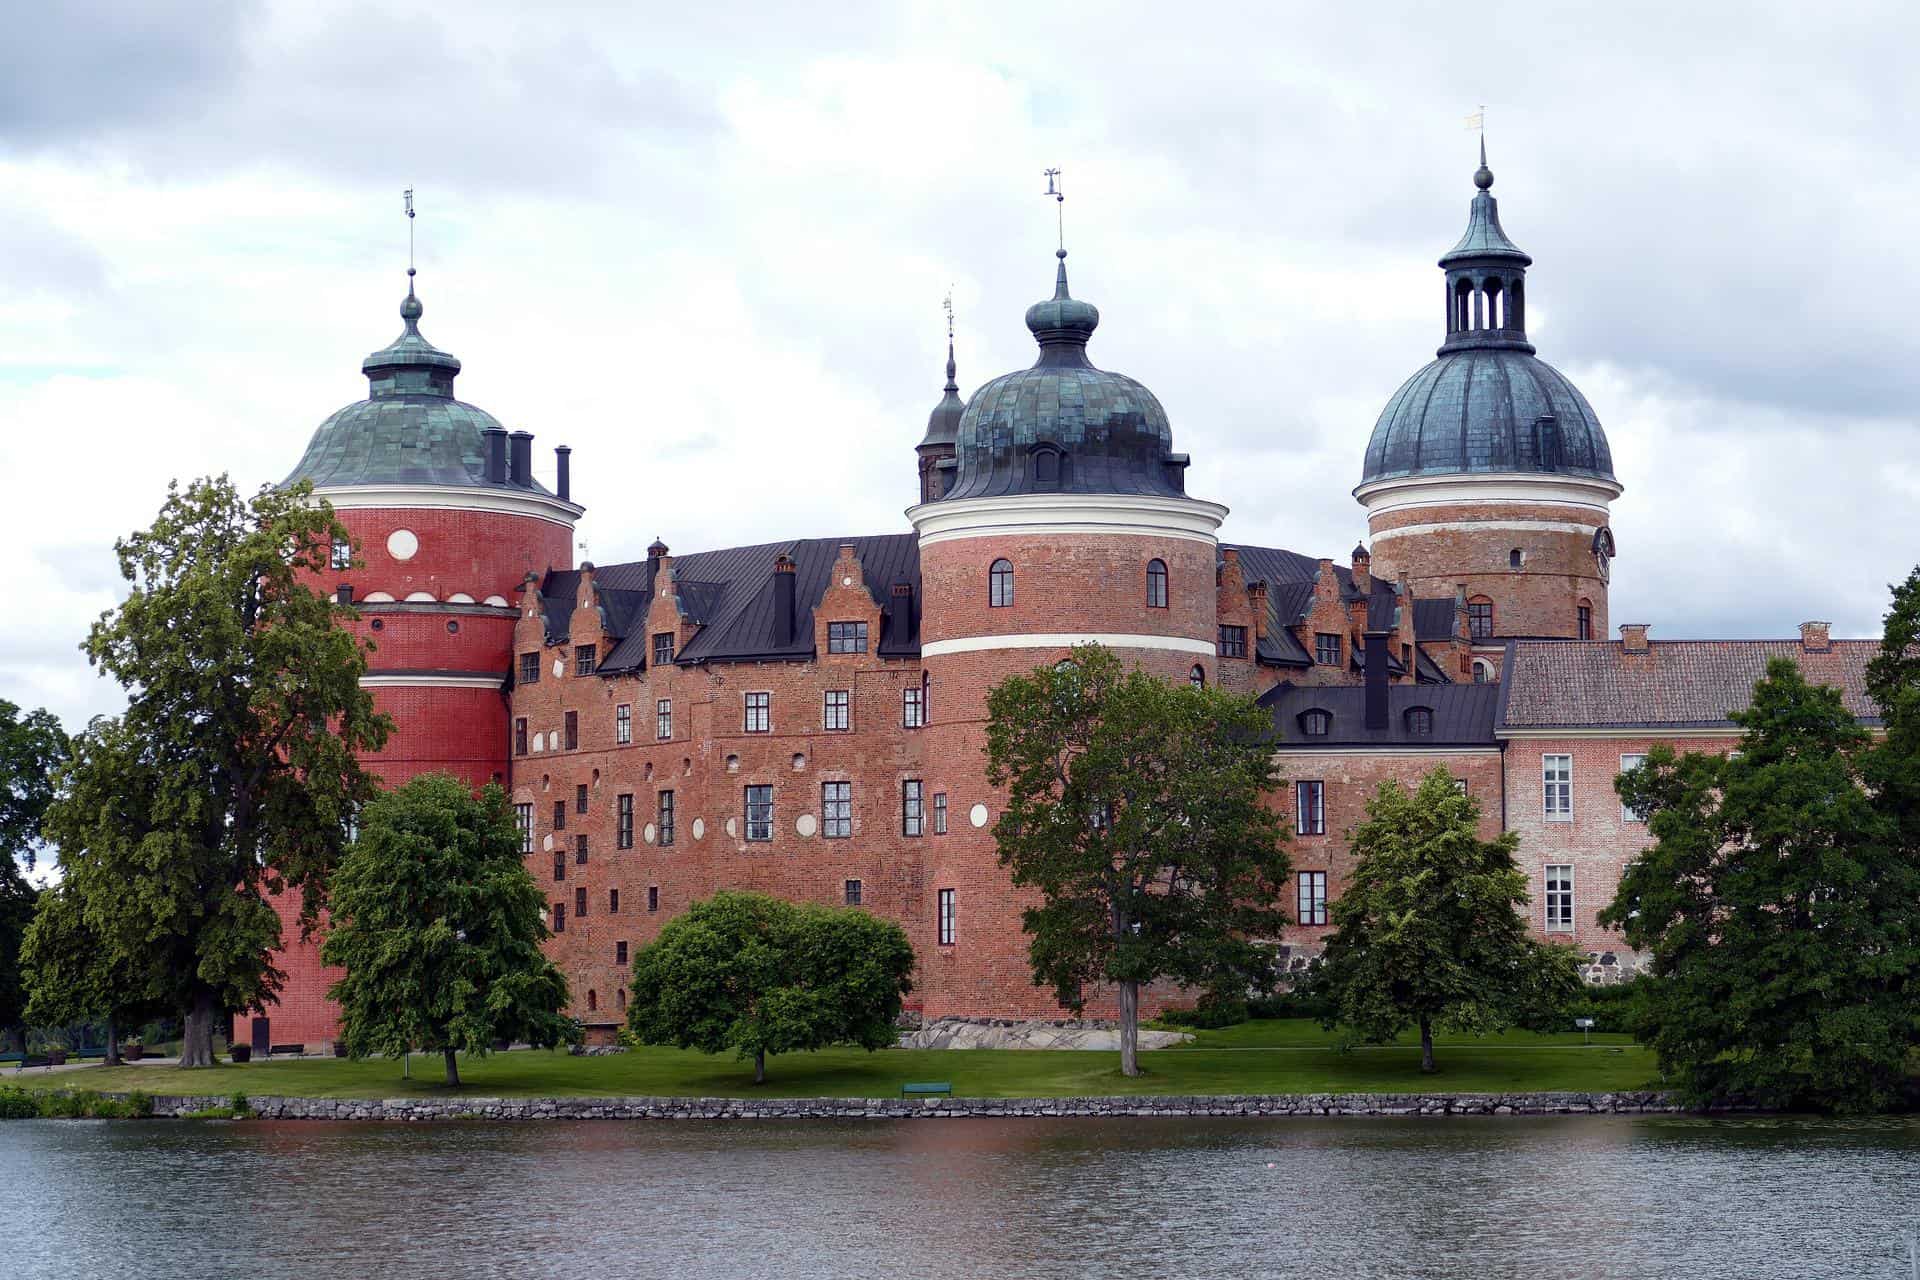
(123, 1039, 145, 1062)
(230, 1044, 252, 1064)
(45, 1042, 68, 1066)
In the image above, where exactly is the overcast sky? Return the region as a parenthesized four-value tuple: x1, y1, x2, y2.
(4, 0, 1918, 731)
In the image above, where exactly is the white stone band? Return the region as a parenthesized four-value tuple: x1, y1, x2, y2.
(1372, 519, 1603, 539)
(1353, 472, 1623, 519)
(921, 633, 1216, 658)
(360, 674, 504, 689)
(909, 493, 1229, 547)
(314, 483, 584, 529)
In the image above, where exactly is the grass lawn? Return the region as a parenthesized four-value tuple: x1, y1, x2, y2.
(19, 1020, 1656, 1101)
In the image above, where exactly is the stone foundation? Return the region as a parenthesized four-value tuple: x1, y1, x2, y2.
(116, 1089, 1708, 1121)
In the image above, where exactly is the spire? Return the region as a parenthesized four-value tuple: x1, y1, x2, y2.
(1474, 135, 1493, 191)
(1437, 139, 1534, 355)
(362, 188, 461, 396)
(920, 294, 967, 452)
(1025, 170, 1100, 362)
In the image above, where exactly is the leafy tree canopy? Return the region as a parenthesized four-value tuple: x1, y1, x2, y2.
(0, 699, 69, 1035)
(1603, 657, 1919, 1112)
(39, 476, 390, 1067)
(984, 645, 1292, 1076)
(20, 882, 168, 1061)
(626, 890, 915, 1084)
(322, 774, 574, 1086)
(1313, 768, 1581, 1073)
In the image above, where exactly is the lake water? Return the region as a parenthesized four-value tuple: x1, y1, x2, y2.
(4, 1114, 1919, 1278)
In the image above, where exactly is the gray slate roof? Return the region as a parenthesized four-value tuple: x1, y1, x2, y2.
(1260, 682, 1501, 748)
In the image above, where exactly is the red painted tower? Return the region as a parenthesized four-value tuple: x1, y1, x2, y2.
(908, 248, 1228, 1018)
(239, 270, 583, 1052)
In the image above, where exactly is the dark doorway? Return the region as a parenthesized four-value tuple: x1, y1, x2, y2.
(250, 1017, 270, 1058)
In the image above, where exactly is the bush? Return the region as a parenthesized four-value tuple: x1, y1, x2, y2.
(1248, 986, 1333, 1021)
(1516, 976, 1646, 1035)
(230, 1091, 251, 1118)
(127, 1090, 153, 1118)
(26, 1088, 140, 1119)
(0, 1086, 39, 1119)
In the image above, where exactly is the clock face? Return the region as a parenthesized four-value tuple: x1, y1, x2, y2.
(1596, 548, 1611, 583)
(1592, 527, 1615, 583)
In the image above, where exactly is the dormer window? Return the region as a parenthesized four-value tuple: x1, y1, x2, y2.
(652, 632, 674, 666)
(1032, 444, 1063, 488)
(1405, 707, 1434, 736)
(1300, 710, 1331, 737)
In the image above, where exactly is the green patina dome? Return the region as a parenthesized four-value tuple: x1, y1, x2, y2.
(282, 281, 553, 494)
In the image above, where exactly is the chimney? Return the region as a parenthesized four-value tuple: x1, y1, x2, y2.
(773, 555, 797, 646)
(1247, 580, 1269, 640)
(1455, 583, 1470, 641)
(646, 538, 669, 590)
(555, 445, 572, 503)
(1619, 623, 1651, 654)
(508, 430, 534, 486)
(1799, 620, 1831, 653)
(887, 580, 914, 648)
(484, 427, 508, 484)
(1364, 630, 1390, 731)
(1351, 543, 1371, 594)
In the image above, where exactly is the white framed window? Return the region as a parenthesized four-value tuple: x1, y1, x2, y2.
(821, 781, 851, 839)
(1619, 753, 1647, 823)
(656, 698, 672, 741)
(745, 785, 773, 841)
(902, 780, 924, 837)
(937, 888, 955, 946)
(615, 703, 632, 745)
(1295, 780, 1325, 836)
(903, 685, 926, 729)
(1543, 754, 1573, 821)
(744, 691, 770, 733)
(1545, 864, 1574, 932)
(1297, 870, 1327, 926)
(824, 689, 850, 732)
(513, 803, 533, 854)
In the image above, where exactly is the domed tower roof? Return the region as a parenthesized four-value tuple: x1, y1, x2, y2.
(1359, 145, 1616, 489)
(938, 252, 1189, 502)
(918, 334, 967, 452)
(282, 275, 555, 495)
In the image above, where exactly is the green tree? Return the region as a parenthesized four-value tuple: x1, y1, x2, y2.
(0, 700, 68, 1042)
(626, 890, 915, 1084)
(1314, 768, 1581, 1073)
(20, 883, 166, 1065)
(322, 774, 575, 1087)
(1866, 566, 1920, 855)
(1602, 659, 1918, 1112)
(39, 477, 390, 1068)
(983, 645, 1292, 1077)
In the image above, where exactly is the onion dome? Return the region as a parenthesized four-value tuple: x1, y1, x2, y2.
(282, 276, 553, 493)
(918, 335, 966, 452)
(1360, 145, 1615, 487)
(940, 251, 1187, 501)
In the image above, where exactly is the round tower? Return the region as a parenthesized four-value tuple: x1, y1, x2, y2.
(241, 271, 583, 1053)
(1356, 144, 1620, 671)
(907, 249, 1227, 1019)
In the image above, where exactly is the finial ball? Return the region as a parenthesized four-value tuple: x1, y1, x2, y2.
(1474, 163, 1494, 191)
(400, 292, 424, 321)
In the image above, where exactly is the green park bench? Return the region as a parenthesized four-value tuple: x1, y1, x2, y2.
(900, 1081, 953, 1098)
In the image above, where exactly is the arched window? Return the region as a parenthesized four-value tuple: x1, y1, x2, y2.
(1405, 707, 1434, 736)
(1484, 277, 1504, 329)
(1189, 664, 1205, 688)
(1577, 599, 1594, 641)
(1032, 445, 1062, 487)
(1299, 710, 1331, 737)
(1472, 660, 1493, 684)
(989, 559, 1014, 608)
(1147, 559, 1168, 608)
(1509, 547, 1524, 569)
(617, 988, 627, 1011)
(586, 989, 598, 1012)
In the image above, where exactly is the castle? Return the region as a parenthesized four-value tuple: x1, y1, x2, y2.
(236, 152, 1881, 1053)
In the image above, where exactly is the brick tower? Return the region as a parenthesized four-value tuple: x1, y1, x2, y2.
(237, 270, 583, 1053)
(907, 247, 1228, 1018)
(1355, 143, 1621, 680)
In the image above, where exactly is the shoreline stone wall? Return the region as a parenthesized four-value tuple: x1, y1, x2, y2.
(109, 1090, 1713, 1121)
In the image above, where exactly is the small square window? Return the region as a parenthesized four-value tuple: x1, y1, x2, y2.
(519, 652, 541, 685)
(1315, 633, 1342, 666)
(1218, 625, 1248, 659)
(828, 621, 868, 654)
(575, 645, 597, 676)
(844, 878, 863, 906)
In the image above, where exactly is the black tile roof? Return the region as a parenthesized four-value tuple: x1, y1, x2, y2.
(540, 534, 922, 669)
(1259, 682, 1502, 748)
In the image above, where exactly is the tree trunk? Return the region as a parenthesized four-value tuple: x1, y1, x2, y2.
(179, 988, 217, 1069)
(753, 1049, 766, 1085)
(1419, 1017, 1436, 1074)
(1118, 980, 1141, 1078)
(444, 1047, 460, 1088)
(104, 1018, 121, 1068)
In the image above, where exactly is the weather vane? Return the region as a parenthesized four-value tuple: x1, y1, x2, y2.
(1043, 167, 1065, 253)
(943, 288, 954, 341)
(403, 186, 416, 278)
(1464, 106, 1485, 134)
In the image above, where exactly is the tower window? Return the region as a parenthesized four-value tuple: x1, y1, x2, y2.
(552, 850, 565, 882)
(648, 886, 659, 913)
(514, 803, 532, 853)
(937, 888, 955, 947)
(514, 718, 528, 756)
(1297, 871, 1328, 926)
(844, 879, 863, 906)
(330, 538, 351, 570)
(553, 800, 566, 832)
(610, 889, 620, 914)
(552, 902, 565, 933)
(574, 886, 587, 918)
(575, 833, 588, 865)
(1032, 445, 1062, 486)
(822, 781, 851, 838)
(1190, 665, 1206, 688)
(1315, 633, 1342, 666)
(989, 559, 1014, 607)
(1146, 559, 1168, 609)
(616, 940, 628, 965)
(1577, 602, 1594, 641)
(1509, 548, 1524, 569)
(1467, 600, 1494, 640)
(933, 792, 948, 834)
(564, 711, 578, 751)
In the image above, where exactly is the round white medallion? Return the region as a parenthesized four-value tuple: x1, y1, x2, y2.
(692, 818, 705, 841)
(795, 813, 817, 838)
(643, 823, 657, 845)
(724, 817, 738, 839)
(386, 528, 419, 561)
(969, 802, 990, 829)
(842, 576, 852, 586)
